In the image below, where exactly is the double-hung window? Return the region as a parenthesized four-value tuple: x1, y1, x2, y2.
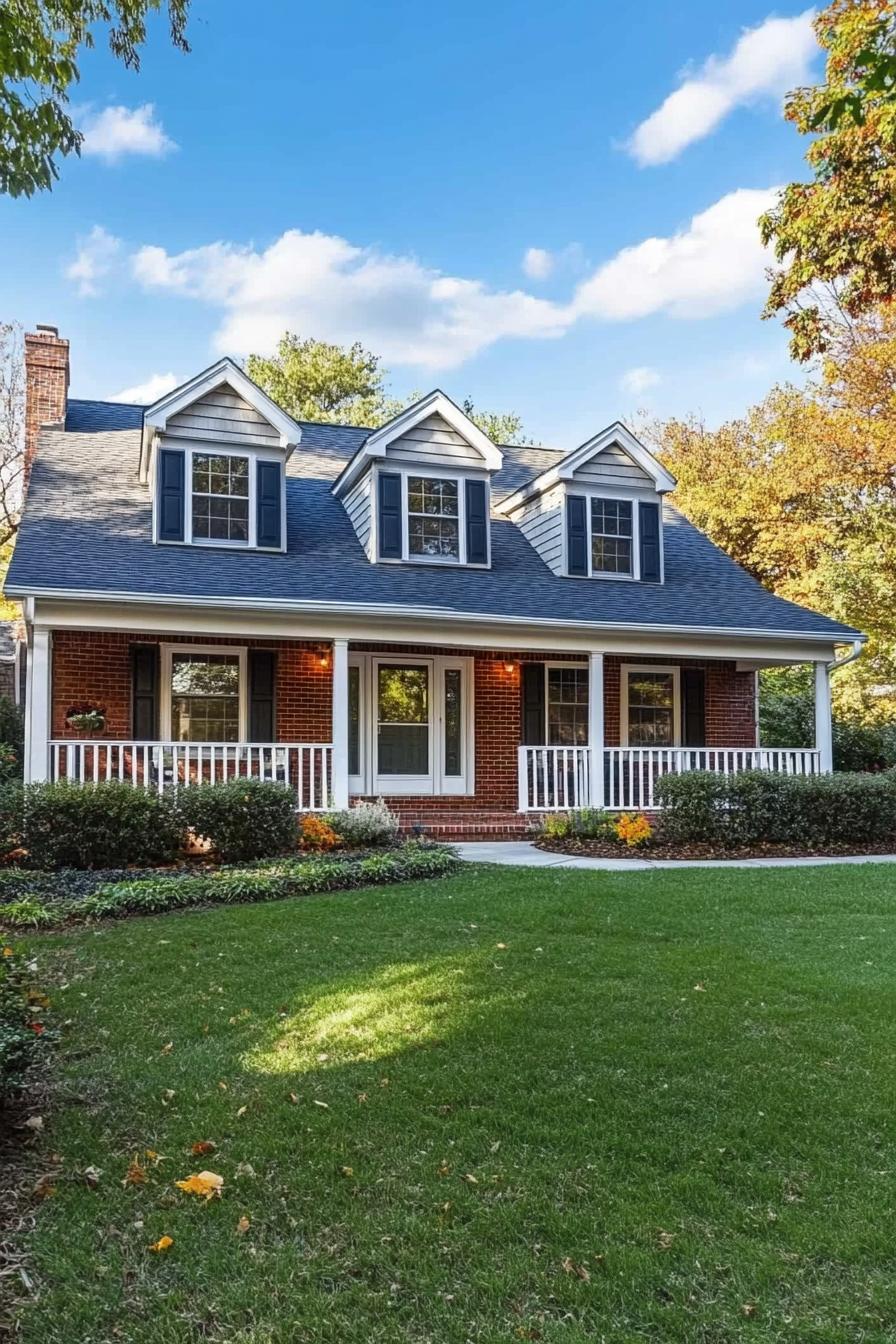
(591, 498, 633, 576)
(546, 666, 590, 745)
(621, 666, 679, 746)
(191, 453, 250, 544)
(407, 476, 460, 560)
(163, 647, 247, 742)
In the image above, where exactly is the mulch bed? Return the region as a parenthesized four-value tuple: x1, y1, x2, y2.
(535, 837, 896, 861)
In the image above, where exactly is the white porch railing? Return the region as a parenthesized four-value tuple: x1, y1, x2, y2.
(49, 741, 333, 812)
(518, 745, 823, 812)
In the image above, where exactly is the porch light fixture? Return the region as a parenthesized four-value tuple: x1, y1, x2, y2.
(319, 651, 330, 668)
(503, 661, 516, 675)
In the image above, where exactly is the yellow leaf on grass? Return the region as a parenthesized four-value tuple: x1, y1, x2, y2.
(149, 1235, 173, 1253)
(236, 1215, 250, 1234)
(236, 1105, 247, 1117)
(175, 1170, 224, 1200)
(560, 1256, 590, 1281)
(161, 1042, 173, 1054)
(340, 1166, 354, 1178)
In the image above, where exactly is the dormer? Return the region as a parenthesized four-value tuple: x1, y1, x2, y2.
(332, 391, 502, 568)
(140, 359, 301, 552)
(498, 423, 676, 583)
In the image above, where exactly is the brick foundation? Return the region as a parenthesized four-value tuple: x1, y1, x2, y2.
(48, 631, 757, 834)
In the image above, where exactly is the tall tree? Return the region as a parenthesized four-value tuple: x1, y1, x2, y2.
(0, 323, 25, 617)
(247, 333, 535, 442)
(0, 1, 190, 197)
(761, 0, 896, 359)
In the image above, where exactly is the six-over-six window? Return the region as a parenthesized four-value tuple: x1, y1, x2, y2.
(407, 477, 460, 559)
(591, 498, 633, 575)
(191, 454, 250, 543)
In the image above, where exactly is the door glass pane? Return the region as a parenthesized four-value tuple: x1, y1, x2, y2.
(444, 668, 462, 776)
(547, 667, 589, 745)
(627, 672, 674, 745)
(377, 665, 429, 775)
(348, 665, 360, 777)
(170, 653, 240, 742)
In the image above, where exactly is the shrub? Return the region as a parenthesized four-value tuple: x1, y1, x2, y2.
(615, 813, 652, 847)
(0, 781, 23, 856)
(21, 781, 182, 870)
(1, 944, 54, 1097)
(324, 798, 400, 848)
(176, 780, 297, 861)
(759, 667, 896, 772)
(568, 808, 617, 840)
(539, 813, 571, 839)
(0, 695, 24, 783)
(300, 815, 340, 851)
(0, 897, 57, 928)
(654, 769, 896, 849)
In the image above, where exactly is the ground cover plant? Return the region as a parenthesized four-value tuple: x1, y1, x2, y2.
(7, 862, 896, 1342)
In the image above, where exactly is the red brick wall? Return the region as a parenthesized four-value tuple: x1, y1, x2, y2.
(51, 631, 332, 742)
(50, 633, 757, 812)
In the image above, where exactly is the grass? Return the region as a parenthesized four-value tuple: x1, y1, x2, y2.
(9, 862, 896, 1343)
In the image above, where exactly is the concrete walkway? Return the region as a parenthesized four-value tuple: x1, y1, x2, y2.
(453, 840, 896, 871)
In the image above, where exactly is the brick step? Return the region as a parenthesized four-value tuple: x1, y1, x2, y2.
(394, 808, 536, 841)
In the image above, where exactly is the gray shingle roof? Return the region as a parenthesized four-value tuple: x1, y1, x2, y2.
(6, 398, 859, 642)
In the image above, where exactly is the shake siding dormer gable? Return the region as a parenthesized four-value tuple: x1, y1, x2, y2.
(498, 423, 675, 585)
(332, 391, 501, 569)
(142, 359, 300, 555)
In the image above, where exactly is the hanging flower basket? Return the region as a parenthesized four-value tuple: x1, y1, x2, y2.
(65, 702, 107, 735)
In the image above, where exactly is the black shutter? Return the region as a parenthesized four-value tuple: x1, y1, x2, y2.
(465, 479, 488, 565)
(158, 448, 185, 542)
(378, 471, 402, 559)
(566, 495, 588, 576)
(256, 461, 283, 550)
(638, 501, 661, 583)
(682, 668, 706, 747)
(521, 662, 546, 744)
(131, 644, 159, 740)
(249, 650, 277, 741)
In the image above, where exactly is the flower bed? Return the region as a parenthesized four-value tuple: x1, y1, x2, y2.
(0, 843, 460, 929)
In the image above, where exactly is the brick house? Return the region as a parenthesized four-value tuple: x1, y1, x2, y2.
(7, 326, 863, 838)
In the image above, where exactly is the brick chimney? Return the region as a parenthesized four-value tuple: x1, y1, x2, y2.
(24, 325, 69, 486)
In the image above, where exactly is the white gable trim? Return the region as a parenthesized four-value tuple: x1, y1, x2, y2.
(498, 422, 675, 515)
(332, 390, 502, 497)
(142, 358, 302, 455)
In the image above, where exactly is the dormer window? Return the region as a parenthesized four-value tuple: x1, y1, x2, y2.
(191, 453, 250, 544)
(591, 498, 633, 576)
(408, 476, 460, 560)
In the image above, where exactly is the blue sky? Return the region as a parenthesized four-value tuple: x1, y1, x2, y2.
(2, 1, 820, 445)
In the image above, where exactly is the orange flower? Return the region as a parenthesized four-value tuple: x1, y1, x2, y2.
(299, 816, 340, 851)
(615, 813, 653, 848)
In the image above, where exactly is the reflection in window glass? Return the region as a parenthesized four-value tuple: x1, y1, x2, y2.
(591, 497, 632, 575)
(444, 668, 462, 776)
(627, 671, 675, 745)
(547, 666, 589, 745)
(407, 477, 460, 559)
(377, 665, 429, 775)
(171, 653, 240, 742)
(192, 454, 250, 542)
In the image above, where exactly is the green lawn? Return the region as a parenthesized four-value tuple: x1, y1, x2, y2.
(11, 863, 896, 1343)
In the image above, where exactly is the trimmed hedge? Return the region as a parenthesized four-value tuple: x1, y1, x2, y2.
(0, 844, 460, 928)
(176, 779, 297, 861)
(654, 769, 896, 848)
(21, 781, 182, 870)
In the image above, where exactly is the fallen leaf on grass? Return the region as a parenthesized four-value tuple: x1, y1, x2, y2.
(741, 1303, 757, 1318)
(657, 1230, 675, 1250)
(287, 1092, 299, 1105)
(148, 1235, 173, 1253)
(462, 1173, 478, 1185)
(236, 1105, 247, 1117)
(32, 1174, 56, 1200)
(82, 1165, 101, 1188)
(236, 1215, 250, 1235)
(161, 1089, 175, 1105)
(312, 1099, 329, 1110)
(235, 1162, 256, 1178)
(175, 1170, 224, 1200)
(123, 1156, 147, 1187)
(356, 1092, 368, 1104)
(161, 1042, 173, 1054)
(191, 1141, 216, 1156)
(340, 1166, 354, 1178)
(560, 1256, 590, 1281)
(24, 1115, 43, 1132)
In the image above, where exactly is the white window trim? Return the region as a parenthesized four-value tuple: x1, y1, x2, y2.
(159, 643, 248, 741)
(619, 663, 681, 748)
(588, 494, 637, 581)
(544, 660, 590, 745)
(153, 440, 286, 553)
(373, 463, 491, 569)
(561, 485, 665, 584)
(347, 651, 475, 796)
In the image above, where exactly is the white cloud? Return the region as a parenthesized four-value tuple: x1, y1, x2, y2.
(628, 11, 818, 166)
(114, 187, 775, 369)
(572, 187, 779, 321)
(81, 103, 176, 161)
(620, 366, 661, 395)
(523, 247, 555, 281)
(132, 229, 570, 370)
(64, 225, 122, 297)
(108, 372, 180, 403)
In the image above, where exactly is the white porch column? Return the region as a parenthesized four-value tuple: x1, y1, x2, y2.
(588, 652, 605, 808)
(331, 638, 350, 808)
(814, 659, 834, 773)
(26, 626, 52, 783)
